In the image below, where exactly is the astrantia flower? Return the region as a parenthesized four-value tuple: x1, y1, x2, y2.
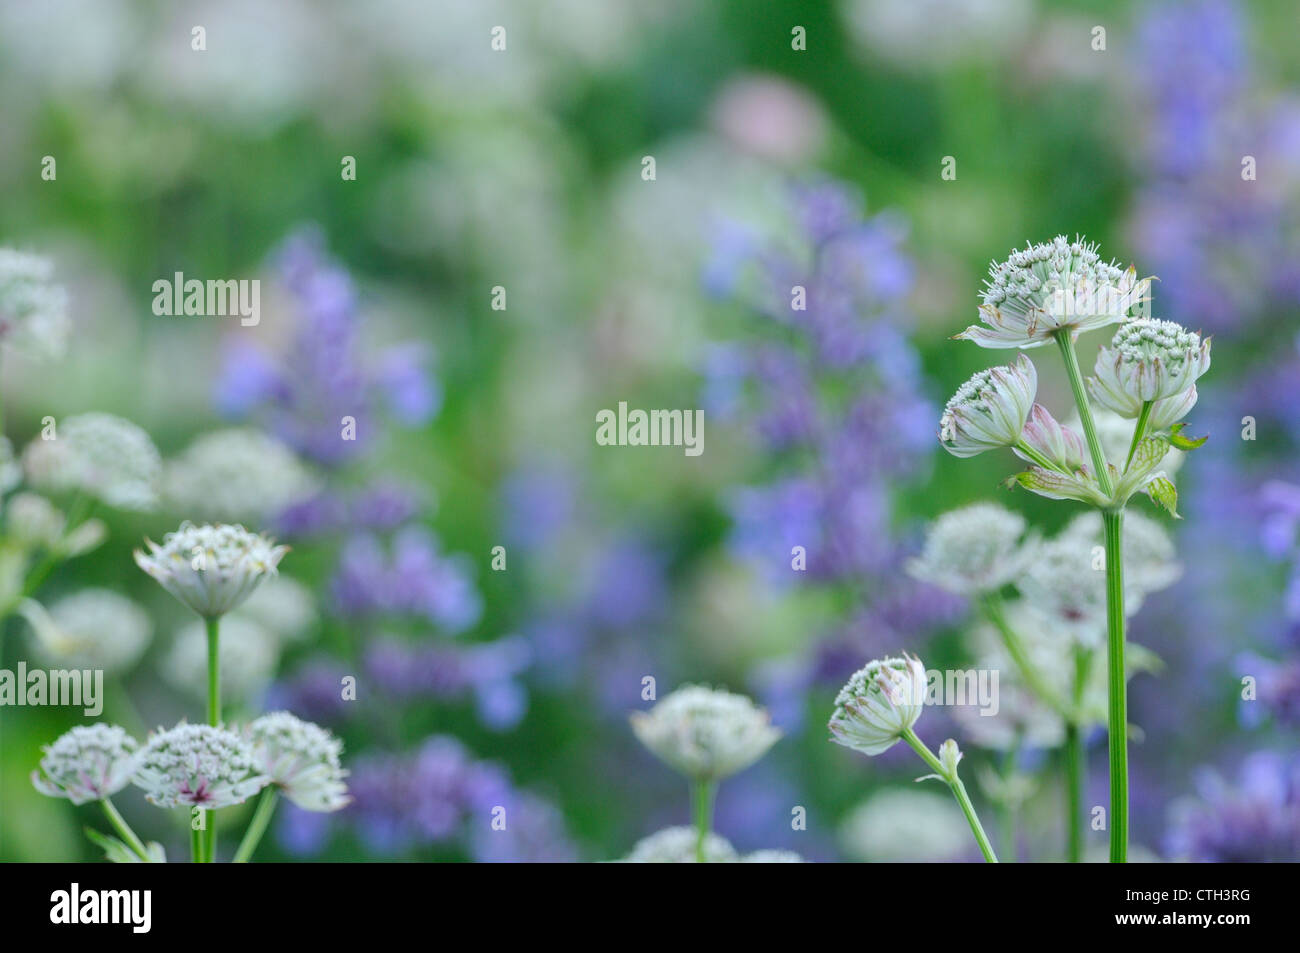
(959, 236, 1150, 348)
(22, 413, 161, 510)
(939, 354, 1037, 457)
(828, 654, 928, 755)
(1059, 510, 1183, 602)
(132, 723, 268, 810)
(0, 249, 70, 361)
(163, 428, 318, 523)
(134, 522, 288, 619)
(906, 503, 1032, 595)
(630, 685, 781, 782)
(32, 724, 140, 805)
(1089, 318, 1211, 413)
(840, 788, 969, 862)
(1016, 403, 1086, 471)
(245, 712, 350, 812)
(21, 589, 152, 673)
(621, 826, 739, 863)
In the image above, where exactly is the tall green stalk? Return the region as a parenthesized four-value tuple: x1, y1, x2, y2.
(1054, 331, 1113, 496)
(1102, 510, 1128, 862)
(1064, 646, 1089, 863)
(204, 615, 221, 862)
(691, 780, 716, 863)
(233, 788, 279, 863)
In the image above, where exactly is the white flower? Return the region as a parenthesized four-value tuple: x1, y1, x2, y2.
(132, 723, 268, 810)
(959, 236, 1150, 348)
(621, 826, 738, 863)
(32, 724, 140, 805)
(1089, 318, 1210, 411)
(828, 654, 928, 755)
(235, 575, 316, 643)
(245, 712, 350, 812)
(0, 436, 22, 494)
(939, 354, 1037, 457)
(1015, 403, 1086, 471)
(162, 616, 278, 703)
(134, 521, 288, 619)
(163, 428, 317, 522)
(0, 249, 70, 361)
(840, 788, 969, 862)
(21, 589, 152, 673)
(5, 492, 66, 547)
(1058, 510, 1183, 602)
(630, 685, 780, 782)
(740, 849, 806, 863)
(22, 413, 161, 510)
(907, 503, 1032, 595)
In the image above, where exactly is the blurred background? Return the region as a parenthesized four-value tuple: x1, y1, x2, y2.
(1, 0, 1298, 862)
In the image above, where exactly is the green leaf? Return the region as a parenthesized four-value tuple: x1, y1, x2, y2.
(1005, 467, 1107, 506)
(1167, 423, 1208, 451)
(1144, 475, 1180, 518)
(84, 828, 165, 863)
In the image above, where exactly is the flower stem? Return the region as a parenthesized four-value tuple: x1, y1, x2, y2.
(233, 788, 279, 863)
(191, 825, 202, 864)
(1064, 646, 1089, 863)
(1013, 440, 1070, 474)
(101, 799, 150, 861)
(1054, 330, 1113, 497)
(691, 779, 716, 863)
(901, 728, 998, 863)
(205, 615, 221, 862)
(1102, 509, 1128, 863)
(1125, 400, 1154, 470)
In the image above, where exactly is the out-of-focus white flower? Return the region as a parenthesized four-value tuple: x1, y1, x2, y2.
(828, 654, 928, 755)
(740, 849, 806, 863)
(1089, 319, 1210, 412)
(132, 723, 268, 810)
(907, 502, 1032, 595)
(163, 428, 316, 523)
(0, 249, 70, 360)
(709, 74, 828, 164)
(958, 236, 1150, 348)
(4, 492, 66, 547)
(621, 826, 738, 863)
(234, 575, 316, 643)
(1058, 510, 1183, 602)
(245, 711, 349, 812)
(630, 685, 780, 782)
(937, 738, 963, 776)
(134, 521, 287, 619)
(31, 724, 139, 804)
(1016, 403, 1086, 471)
(20, 589, 152, 673)
(939, 354, 1037, 457)
(0, 437, 22, 494)
(841, 0, 1033, 70)
(840, 788, 969, 862)
(163, 616, 278, 703)
(22, 413, 160, 510)
(1084, 408, 1185, 478)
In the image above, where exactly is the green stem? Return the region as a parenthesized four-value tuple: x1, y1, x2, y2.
(1125, 401, 1154, 470)
(205, 615, 221, 861)
(232, 788, 279, 863)
(901, 728, 998, 863)
(1102, 510, 1128, 863)
(982, 595, 1073, 718)
(1055, 330, 1113, 497)
(191, 824, 202, 864)
(1065, 646, 1089, 863)
(691, 779, 716, 863)
(1013, 440, 1070, 474)
(101, 799, 150, 861)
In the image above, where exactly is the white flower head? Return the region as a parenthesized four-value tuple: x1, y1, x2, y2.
(622, 826, 738, 863)
(132, 723, 268, 810)
(630, 685, 781, 782)
(740, 849, 806, 863)
(1089, 318, 1210, 412)
(0, 436, 22, 494)
(134, 521, 288, 619)
(1016, 403, 1086, 471)
(21, 589, 152, 673)
(163, 428, 317, 523)
(32, 724, 140, 805)
(828, 653, 928, 756)
(1058, 510, 1182, 603)
(0, 249, 70, 361)
(840, 788, 970, 862)
(5, 492, 66, 547)
(163, 615, 278, 702)
(959, 236, 1150, 348)
(939, 354, 1037, 457)
(245, 712, 350, 812)
(23, 413, 161, 510)
(907, 502, 1032, 595)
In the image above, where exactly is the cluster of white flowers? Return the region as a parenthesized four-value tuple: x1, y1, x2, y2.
(906, 502, 1032, 594)
(828, 654, 927, 756)
(839, 788, 971, 862)
(0, 248, 69, 361)
(134, 521, 288, 618)
(1089, 318, 1210, 426)
(31, 724, 139, 805)
(163, 428, 317, 523)
(244, 711, 350, 812)
(21, 589, 152, 673)
(22, 413, 161, 510)
(939, 354, 1038, 457)
(4, 491, 106, 556)
(630, 685, 781, 782)
(132, 723, 268, 810)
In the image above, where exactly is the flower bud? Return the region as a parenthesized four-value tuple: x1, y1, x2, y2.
(1015, 403, 1085, 471)
(829, 654, 928, 755)
(939, 354, 1037, 458)
(1088, 318, 1210, 413)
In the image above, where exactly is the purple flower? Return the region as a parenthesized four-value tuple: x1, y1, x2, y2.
(1166, 751, 1300, 861)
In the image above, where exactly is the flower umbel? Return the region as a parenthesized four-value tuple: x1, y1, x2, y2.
(907, 503, 1032, 596)
(22, 413, 161, 511)
(246, 712, 350, 812)
(939, 354, 1038, 457)
(0, 248, 69, 361)
(32, 725, 140, 805)
(132, 723, 268, 810)
(630, 685, 780, 782)
(1089, 318, 1210, 415)
(134, 521, 288, 619)
(828, 654, 928, 755)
